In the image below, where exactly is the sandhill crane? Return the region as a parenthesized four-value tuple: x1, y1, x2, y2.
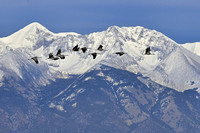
(145, 47, 151, 55)
(81, 47, 87, 53)
(97, 45, 104, 51)
(56, 49, 65, 59)
(56, 49, 61, 57)
(48, 53, 59, 60)
(48, 53, 54, 59)
(91, 52, 98, 59)
(72, 45, 80, 51)
(29, 57, 39, 64)
(115, 52, 126, 56)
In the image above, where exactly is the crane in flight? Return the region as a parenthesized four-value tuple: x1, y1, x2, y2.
(48, 53, 59, 60)
(97, 45, 104, 51)
(56, 49, 66, 59)
(90, 52, 99, 59)
(72, 45, 80, 51)
(145, 47, 151, 55)
(115, 52, 126, 56)
(81, 47, 87, 53)
(29, 57, 39, 64)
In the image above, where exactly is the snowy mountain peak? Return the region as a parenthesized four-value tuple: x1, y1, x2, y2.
(181, 42, 200, 56)
(1, 22, 200, 92)
(106, 25, 120, 32)
(25, 22, 49, 32)
(13, 22, 51, 36)
(0, 22, 53, 49)
(1, 23, 200, 133)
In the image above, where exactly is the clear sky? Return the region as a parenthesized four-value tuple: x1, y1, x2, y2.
(0, 0, 200, 44)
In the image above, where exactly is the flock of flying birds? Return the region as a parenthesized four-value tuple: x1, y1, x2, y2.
(29, 44, 151, 64)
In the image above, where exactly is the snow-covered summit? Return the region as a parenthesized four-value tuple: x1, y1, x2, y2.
(1, 22, 200, 92)
(1, 22, 200, 133)
(55, 32, 80, 37)
(0, 22, 82, 50)
(181, 42, 200, 56)
(0, 22, 52, 49)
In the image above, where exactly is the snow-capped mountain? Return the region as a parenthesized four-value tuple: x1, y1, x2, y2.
(0, 22, 79, 50)
(181, 42, 200, 56)
(1, 22, 200, 91)
(0, 22, 200, 133)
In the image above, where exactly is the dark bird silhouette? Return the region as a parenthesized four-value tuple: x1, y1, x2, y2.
(81, 47, 87, 53)
(56, 49, 65, 59)
(72, 45, 80, 51)
(145, 47, 151, 55)
(91, 52, 97, 59)
(29, 57, 39, 64)
(56, 49, 61, 57)
(48, 53, 54, 59)
(59, 55, 65, 59)
(115, 52, 126, 56)
(48, 53, 59, 60)
(97, 45, 103, 51)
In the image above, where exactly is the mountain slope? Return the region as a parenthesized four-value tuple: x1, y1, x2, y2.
(0, 22, 200, 132)
(0, 22, 80, 50)
(147, 46, 200, 91)
(1, 65, 200, 133)
(181, 42, 200, 56)
(0, 48, 56, 87)
(1, 22, 200, 91)
(0, 22, 53, 49)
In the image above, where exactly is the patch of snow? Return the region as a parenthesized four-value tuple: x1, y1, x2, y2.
(49, 103, 56, 108)
(196, 88, 200, 94)
(113, 82, 119, 86)
(106, 76, 114, 83)
(72, 102, 77, 108)
(49, 103, 65, 111)
(77, 88, 85, 94)
(84, 77, 93, 81)
(56, 105, 64, 111)
(96, 71, 105, 77)
(65, 93, 76, 101)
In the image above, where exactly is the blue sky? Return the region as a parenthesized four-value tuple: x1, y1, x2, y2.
(0, 0, 200, 43)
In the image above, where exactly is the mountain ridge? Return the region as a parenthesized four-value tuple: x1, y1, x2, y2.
(182, 42, 200, 56)
(0, 22, 200, 132)
(0, 22, 200, 92)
